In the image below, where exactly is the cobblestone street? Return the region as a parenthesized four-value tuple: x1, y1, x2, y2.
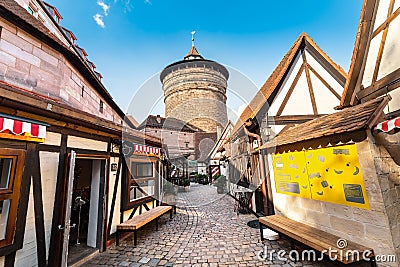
(85, 184, 366, 267)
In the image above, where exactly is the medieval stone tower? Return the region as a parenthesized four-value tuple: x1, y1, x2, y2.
(160, 44, 229, 133)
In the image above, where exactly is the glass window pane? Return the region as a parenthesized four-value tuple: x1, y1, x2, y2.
(134, 163, 153, 178)
(0, 200, 11, 240)
(130, 185, 144, 201)
(137, 179, 155, 196)
(0, 158, 12, 189)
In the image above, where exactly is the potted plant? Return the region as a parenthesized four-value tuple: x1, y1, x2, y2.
(183, 178, 190, 191)
(214, 175, 227, 194)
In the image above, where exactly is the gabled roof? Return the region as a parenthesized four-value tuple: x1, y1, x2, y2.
(137, 115, 203, 132)
(259, 96, 390, 152)
(232, 32, 347, 135)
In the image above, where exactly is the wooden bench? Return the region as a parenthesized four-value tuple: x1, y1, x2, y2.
(116, 205, 173, 246)
(259, 215, 375, 266)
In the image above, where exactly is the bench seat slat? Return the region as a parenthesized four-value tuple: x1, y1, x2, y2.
(259, 215, 374, 264)
(117, 206, 172, 230)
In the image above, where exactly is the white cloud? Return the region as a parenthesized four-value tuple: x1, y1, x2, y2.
(97, 0, 110, 15)
(93, 14, 105, 28)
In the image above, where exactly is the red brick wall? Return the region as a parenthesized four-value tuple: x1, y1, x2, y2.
(0, 17, 122, 124)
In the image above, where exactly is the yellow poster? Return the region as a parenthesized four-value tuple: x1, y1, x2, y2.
(306, 144, 369, 209)
(272, 144, 370, 210)
(272, 150, 311, 198)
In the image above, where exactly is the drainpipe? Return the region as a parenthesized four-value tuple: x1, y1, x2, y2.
(243, 126, 270, 215)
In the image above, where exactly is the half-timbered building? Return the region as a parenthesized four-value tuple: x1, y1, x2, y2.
(0, 1, 165, 266)
(228, 33, 347, 215)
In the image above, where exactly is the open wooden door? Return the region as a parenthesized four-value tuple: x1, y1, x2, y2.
(60, 151, 76, 267)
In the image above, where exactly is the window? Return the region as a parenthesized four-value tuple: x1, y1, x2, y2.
(27, 6, 34, 15)
(99, 100, 104, 113)
(27, 2, 38, 16)
(123, 157, 157, 210)
(134, 163, 153, 178)
(0, 149, 25, 247)
(81, 86, 85, 97)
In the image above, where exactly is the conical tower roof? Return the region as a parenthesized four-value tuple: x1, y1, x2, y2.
(184, 46, 203, 60)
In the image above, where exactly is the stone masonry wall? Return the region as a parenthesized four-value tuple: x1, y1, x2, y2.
(162, 67, 228, 133)
(267, 138, 398, 267)
(0, 17, 122, 124)
(372, 131, 400, 264)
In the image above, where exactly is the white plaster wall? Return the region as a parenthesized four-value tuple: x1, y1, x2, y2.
(269, 53, 303, 116)
(378, 15, 400, 80)
(67, 136, 108, 152)
(386, 89, 400, 114)
(280, 72, 314, 116)
(362, 32, 382, 88)
(39, 151, 58, 262)
(394, 0, 400, 12)
(108, 157, 121, 235)
(310, 72, 342, 114)
(374, 0, 391, 31)
(15, 185, 37, 267)
(43, 131, 61, 146)
(305, 50, 343, 97)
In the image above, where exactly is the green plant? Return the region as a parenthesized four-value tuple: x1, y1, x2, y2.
(183, 178, 190, 187)
(196, 174, 208, 184)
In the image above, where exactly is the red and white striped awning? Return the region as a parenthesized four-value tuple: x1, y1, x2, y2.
(375, 116, 400, 133)
(133, 144, 161, 155)
(0, 116, 46, 141)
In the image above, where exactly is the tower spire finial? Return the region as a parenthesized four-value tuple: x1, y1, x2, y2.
(191, 31, 196, 47)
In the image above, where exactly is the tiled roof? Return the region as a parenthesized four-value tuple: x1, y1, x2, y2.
(232, 32, 347, 135)
(137, 115, 203, 132)
(259, 96, 390, 151)
(184, 46, 203, 60)
(126, 115, 139, 128)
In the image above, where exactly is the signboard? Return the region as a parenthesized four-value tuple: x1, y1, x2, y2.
(272, 144, 370, 209)
(272, 150, 311, 198)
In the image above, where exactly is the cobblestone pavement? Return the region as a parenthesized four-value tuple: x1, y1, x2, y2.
(84, 183, 368, 267)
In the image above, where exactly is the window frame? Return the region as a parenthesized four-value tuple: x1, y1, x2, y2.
(122, 155, 158, 210)
(0, 148, 25, 248)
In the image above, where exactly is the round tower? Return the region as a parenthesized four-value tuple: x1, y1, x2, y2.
(160, 44, 229, 133)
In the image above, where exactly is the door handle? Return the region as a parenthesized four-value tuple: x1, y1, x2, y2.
(58, 223, 76, 230)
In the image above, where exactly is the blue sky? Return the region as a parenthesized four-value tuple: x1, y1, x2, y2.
(48, 0, 363, 123)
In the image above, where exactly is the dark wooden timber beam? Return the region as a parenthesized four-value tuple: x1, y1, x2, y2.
(267, 115, 326, 125)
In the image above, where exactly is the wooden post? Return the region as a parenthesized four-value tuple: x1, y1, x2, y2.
(32, 147, 47, 266)
(48, 134, 67, 266)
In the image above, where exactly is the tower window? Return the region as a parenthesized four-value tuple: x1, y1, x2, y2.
(81, 86, 85, 97)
